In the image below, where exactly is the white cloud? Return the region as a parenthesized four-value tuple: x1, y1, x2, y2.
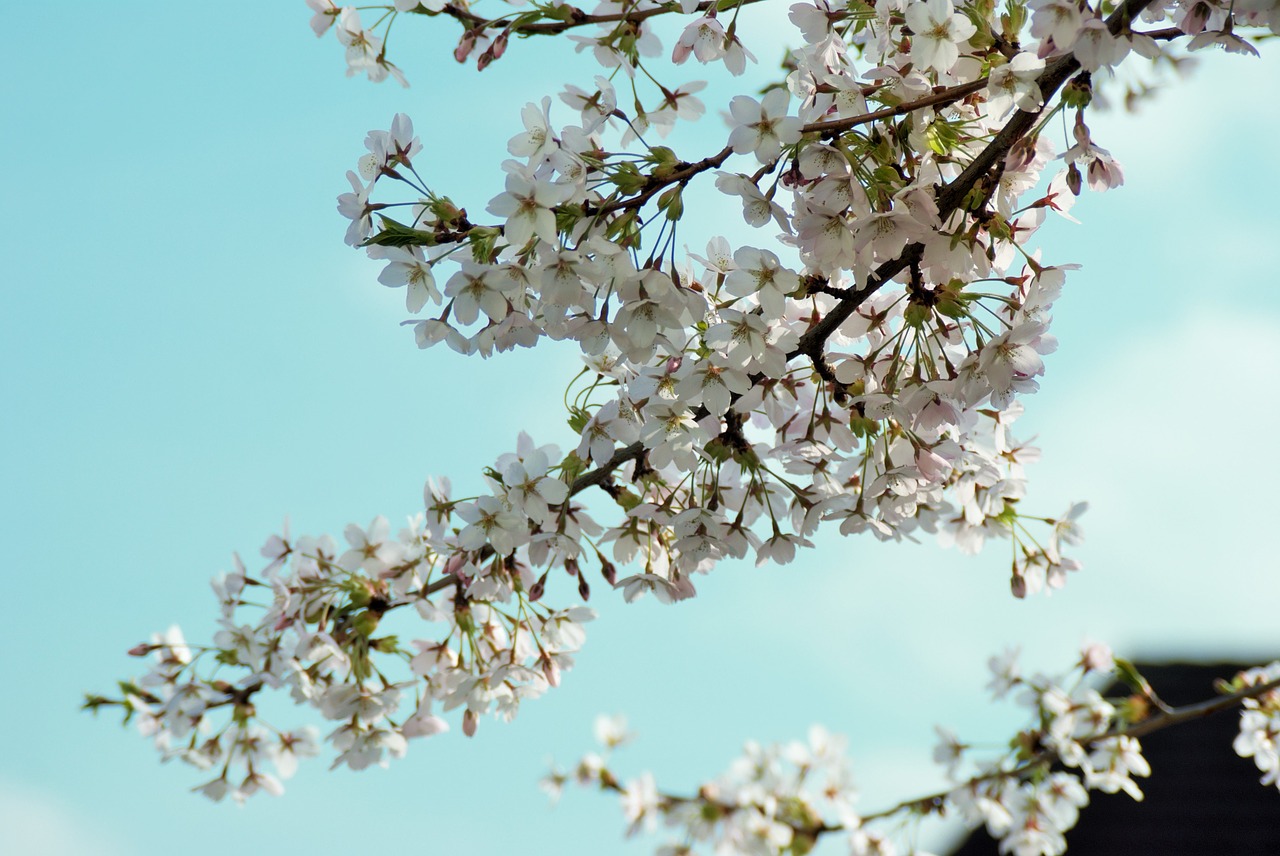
(0, 781, 126, 856)
(1089, 48, 1280, 183)
(1028, 309, 1280, 655)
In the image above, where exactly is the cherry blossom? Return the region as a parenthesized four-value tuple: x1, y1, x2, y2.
(90, 0, 1280, 837)
(904, 0, 978, 73)
(727, 91, 804, 163)
(555, 653, 1280, 854)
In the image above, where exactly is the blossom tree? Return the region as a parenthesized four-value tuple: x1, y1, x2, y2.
(87, 0, 1280, 853)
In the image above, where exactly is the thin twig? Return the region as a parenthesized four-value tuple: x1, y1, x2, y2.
(433, 0, 772, 37)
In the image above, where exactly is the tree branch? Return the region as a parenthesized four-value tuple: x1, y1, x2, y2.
(854, 672, 1280, 826)
(600, 671, 1280, 840)
(433, 0, 772, 37)
(569, 442, 646, 496)
(803, 77, 991, 138)
(414, 0, 1163, 601)
(587, 146, 735, 219)
(789, 0, 1160, 366)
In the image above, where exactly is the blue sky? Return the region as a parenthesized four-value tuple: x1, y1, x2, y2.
(2, 6, 1278, 855)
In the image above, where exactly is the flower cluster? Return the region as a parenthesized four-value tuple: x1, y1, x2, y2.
(548, 716, 859, 855)
(306, 0, 412, 85)
(557, 647, 1280, 856)
(91, 0, 1280, 812)
(87, 443, 598, 801)
(340, 11, 1127, 605)
(1232, 662, 1280, 791)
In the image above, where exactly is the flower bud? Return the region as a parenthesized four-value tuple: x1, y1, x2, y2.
(1066, 163, 1082, 197)
(1010, 569, 1027, 599)
(371, 635, 399, 653)
(1005, 136, 1039, 173)
(542, 655, 561, 688)
(657, 186, 683, 221)
(463, 709, 478, 737)
(529, 570, 549, 602)
(454, 31, 477, 63)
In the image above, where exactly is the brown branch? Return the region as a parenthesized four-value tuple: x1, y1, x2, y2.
(1112, 674, 1280, 742)
(1137, 26, 1189, 40)
(789, 0, 1160, 367)
(602, 671, 1280, 840)
(587, 145, 735, 219)
(568, 442, 646, 495)
(854, 672, 1280, 826)
(416, 0, 1164, 599)
(433, 0, 772, 37)
(417, 442, 645, 598)
(803, 77, 991, 138)
(384, 146, 734, 250)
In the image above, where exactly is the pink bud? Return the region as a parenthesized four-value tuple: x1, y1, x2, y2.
(491, 33, 508, 60)
(453, 32, 477, 63)
(542, 655, 561, 688)
(665, 356, 682, 374)
(529, 570, 549, 602)
(599, 560, 617, 586)
(1005, 138, 1036, 173)
(444, 552, 469, 577)
(462, 709, 478, 737)
(577, 574, 591, 601)
(127, 643, 151, 657)
(1010, 571, 1027, 599)
(1066, 163, 1082, 197)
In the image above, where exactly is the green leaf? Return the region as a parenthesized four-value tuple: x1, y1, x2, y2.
(559, 450, 587, 483)
(615, 489, 643, 512)
(81, 693, 111, 713)
(361, 215, 438, 248)
(610, 162, 648, 195)
(926, 120, 962, 156)
(567, 407, 592, 435)
(1113, 657, 1152, 695)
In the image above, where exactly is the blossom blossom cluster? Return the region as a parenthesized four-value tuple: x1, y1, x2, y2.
(557, 649, 1280, 855)
(87, 455, 598, 801)
(1233, 662, 1280, 791)
(89, 0, 1280, 811)
(317, 0, 1278, 620)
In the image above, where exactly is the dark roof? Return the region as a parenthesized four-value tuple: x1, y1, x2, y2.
(948, 662, 1280, 856)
